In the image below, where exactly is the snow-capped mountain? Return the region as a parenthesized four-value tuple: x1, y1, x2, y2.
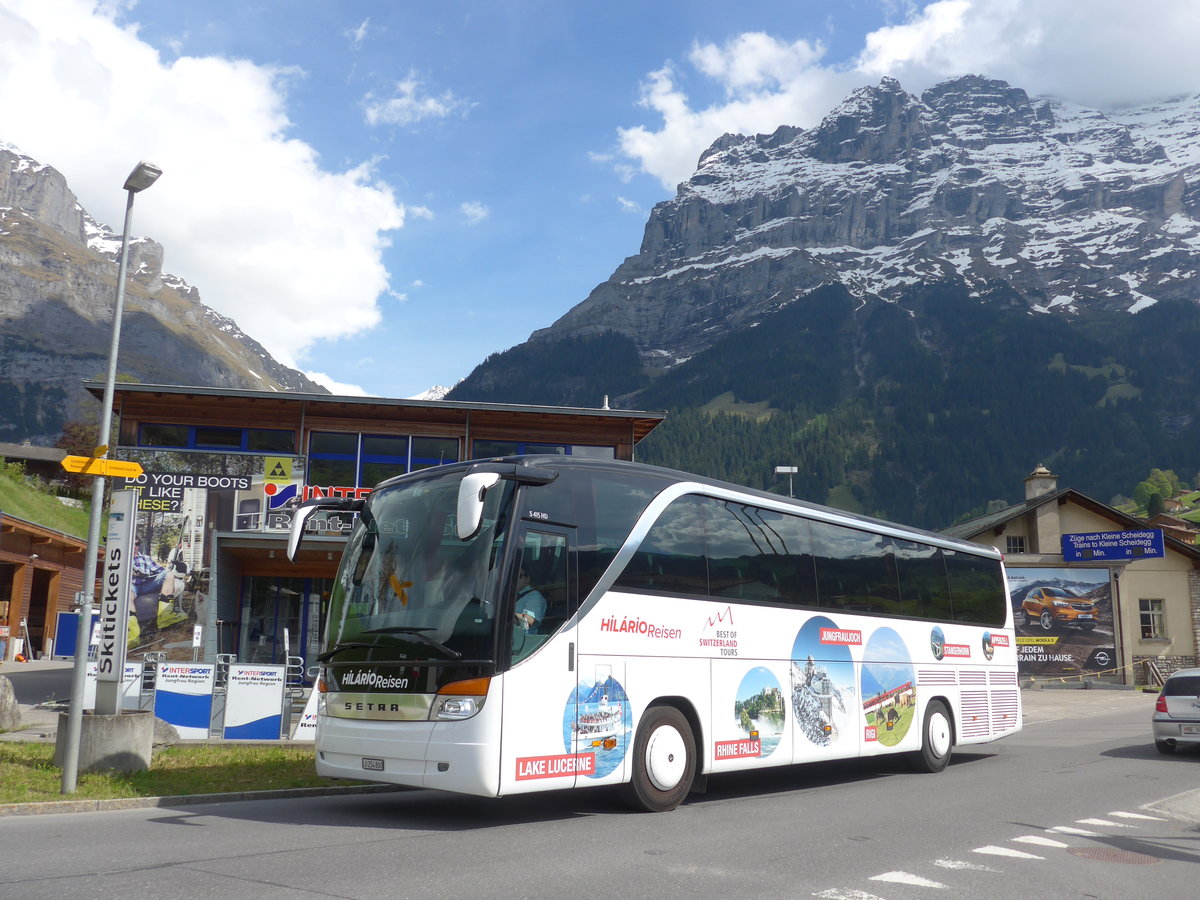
(533, 75, 1200, 367)
(450, 75, 1200, 527)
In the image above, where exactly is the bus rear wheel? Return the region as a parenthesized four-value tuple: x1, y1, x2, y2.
(911, 699, 953, 773)
(622, 705, 696, 812)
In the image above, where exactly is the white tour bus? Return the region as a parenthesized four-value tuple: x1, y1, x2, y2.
(289, 456, 1020, 811)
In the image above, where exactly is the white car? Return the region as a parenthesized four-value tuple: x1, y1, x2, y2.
(1153, 667, 1200, 754)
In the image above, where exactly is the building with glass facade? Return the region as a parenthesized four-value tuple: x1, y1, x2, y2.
(92, 382, 664, 676)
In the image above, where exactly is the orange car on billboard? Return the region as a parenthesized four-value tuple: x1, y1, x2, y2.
(1021, 587, 1098, 631)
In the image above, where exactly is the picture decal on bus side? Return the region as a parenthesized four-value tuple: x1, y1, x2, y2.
(562, 667, 632, 778)
(717, 666, 784, 760)
(930, 625, 971, 661)
(862, 627, 916, 745)
(791, 616, 855, 747)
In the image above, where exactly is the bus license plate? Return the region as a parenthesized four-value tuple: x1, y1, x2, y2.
(1182, 726, 1200, 735)
(362, 757, 385, 771)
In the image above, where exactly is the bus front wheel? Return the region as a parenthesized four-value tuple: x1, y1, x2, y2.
(622, 705, 696, 812)
(911, 699, 953, 773)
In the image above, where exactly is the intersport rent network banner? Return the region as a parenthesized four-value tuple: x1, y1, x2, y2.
(223, 664, 287, 740)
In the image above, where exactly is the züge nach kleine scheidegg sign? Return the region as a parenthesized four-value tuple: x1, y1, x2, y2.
(1061, 529, 1165, 562)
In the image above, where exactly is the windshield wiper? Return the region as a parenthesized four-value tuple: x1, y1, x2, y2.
(316, 642, 375, 662)
(364, 626, 463, 660)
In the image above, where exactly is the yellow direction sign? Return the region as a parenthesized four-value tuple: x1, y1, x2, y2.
(60, 456, 144, 478)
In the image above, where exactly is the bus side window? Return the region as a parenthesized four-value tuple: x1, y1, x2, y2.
(945, 549, 1006, 626)
(810, 519, 899, 614)
(614, 496, 707, 596)
(894, 541, 953, 621)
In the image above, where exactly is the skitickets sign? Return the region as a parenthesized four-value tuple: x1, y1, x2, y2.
(96, 490, 137, 687)
(1061, 529, 1165, 562)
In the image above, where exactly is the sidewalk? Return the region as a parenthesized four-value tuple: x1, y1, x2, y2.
(1019, 682, 1158, 725)
(0, 657, 83, 742)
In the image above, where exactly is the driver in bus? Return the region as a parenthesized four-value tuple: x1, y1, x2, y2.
(514, 568, 547, 633)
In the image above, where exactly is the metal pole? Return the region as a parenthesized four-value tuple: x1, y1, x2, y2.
(61, 188, 137, 794)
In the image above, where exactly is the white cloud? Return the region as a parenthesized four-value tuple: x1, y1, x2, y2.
(617, 0, 1200, 190)
(346, 17, 370, 51)
(460, 201, 489, 224)
(0, 0, 406, 370)
(616, 196, 641, 214)
(304, 370, 372, 397)
(364, 71, 471, 126)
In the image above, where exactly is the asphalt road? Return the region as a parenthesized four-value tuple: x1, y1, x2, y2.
(0, 682, 1196, 899)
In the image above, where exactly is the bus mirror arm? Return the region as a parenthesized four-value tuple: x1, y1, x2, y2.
(287, 497, 363, 562)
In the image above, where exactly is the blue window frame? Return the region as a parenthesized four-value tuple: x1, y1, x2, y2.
(137, 423, 296, 453)
(307, 432, 460, 488)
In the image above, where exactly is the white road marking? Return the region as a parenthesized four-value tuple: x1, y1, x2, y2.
(869, 871, 947, 888)
(812, 890, 889, 900)
(934, 858, 1000, 871)
(1048, 825, 1099, 835)
(1013, 835, 1069, 848)
(974, 845, 1044, 859)
(1077, 817, 1133, 828)
(1109, 810, 1165, 821)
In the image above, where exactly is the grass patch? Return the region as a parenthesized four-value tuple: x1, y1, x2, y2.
(0, 742, 359, 804)
(0, 470, 91, 539)
(700, 391, 779, 422)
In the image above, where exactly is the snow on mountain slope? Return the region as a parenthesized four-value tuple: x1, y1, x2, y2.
(533, 75, 1200, 366)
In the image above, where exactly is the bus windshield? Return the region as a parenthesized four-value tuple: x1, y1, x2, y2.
(323, 469, 512, 663)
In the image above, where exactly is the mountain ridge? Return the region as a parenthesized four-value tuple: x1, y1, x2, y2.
(0, 144, 327, 443)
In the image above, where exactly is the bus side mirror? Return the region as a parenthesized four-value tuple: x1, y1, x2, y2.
(457, 472, 501, 540)
(287, 503, 322, 562)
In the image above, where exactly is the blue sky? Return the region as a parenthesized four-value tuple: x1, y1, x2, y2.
(4, 2, 1200, 399)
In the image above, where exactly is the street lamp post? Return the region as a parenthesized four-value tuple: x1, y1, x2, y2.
(61, 161, 162, 794)
(774, 465, 798, 499)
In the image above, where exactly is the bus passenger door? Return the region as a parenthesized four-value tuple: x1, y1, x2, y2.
(500, 526, 582, 793)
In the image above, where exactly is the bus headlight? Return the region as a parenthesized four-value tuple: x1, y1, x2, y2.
(432, 677, 491, 721)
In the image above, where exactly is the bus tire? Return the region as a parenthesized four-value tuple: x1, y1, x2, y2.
(622, 705, 696, 812)
(911, 699, 953, 773)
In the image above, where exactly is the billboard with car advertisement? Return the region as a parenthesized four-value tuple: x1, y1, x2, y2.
(1007, 567, 1118, 678)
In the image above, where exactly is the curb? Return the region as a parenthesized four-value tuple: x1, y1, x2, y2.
(0, 783, 406, 817)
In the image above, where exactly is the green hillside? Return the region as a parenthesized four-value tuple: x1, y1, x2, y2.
(0, 464, 91, 538)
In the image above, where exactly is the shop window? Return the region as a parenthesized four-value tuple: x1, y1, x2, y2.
(1140, 598, 1166, 639)
(195, 426, 242, 449)
(139, 423, 189, 447)
(309, 432, 358, 455)
(412, 436, 458, 470)
(247, 429, 296, 453)
(471, 439, 612, 459)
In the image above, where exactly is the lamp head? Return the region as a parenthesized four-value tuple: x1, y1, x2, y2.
(123, 161, 162, 193)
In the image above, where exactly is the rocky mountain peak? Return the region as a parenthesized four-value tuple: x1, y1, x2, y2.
(803, 76, 931, 164)
(920, 74, 1046, 146)
(529, 74, 1200, 368)
(0, 145, 86, 243)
